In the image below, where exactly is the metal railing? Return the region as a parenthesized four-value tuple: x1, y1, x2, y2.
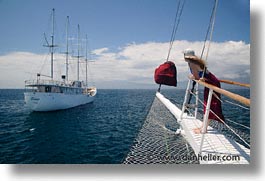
(25, 79, 65, 86)
(181, 78, 250, 153)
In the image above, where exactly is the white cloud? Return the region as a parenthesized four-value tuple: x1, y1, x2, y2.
(92, 47, 109, 55)
(91, 40, 250, 88)
(0, 40, 250, 88)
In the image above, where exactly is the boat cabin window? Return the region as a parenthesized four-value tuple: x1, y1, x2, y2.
(72, 81, 82, 88)
(45, 86, 51, 92)
(37, 86, 45, 92)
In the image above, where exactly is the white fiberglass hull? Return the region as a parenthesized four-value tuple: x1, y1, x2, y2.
(24, 92, 95, 112)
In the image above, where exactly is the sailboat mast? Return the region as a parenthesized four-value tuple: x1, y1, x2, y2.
(77, 24, 80, 81)
(51, 8, 55, 80)
(66, 16, 69, 81)
(85, 34, 88, 86)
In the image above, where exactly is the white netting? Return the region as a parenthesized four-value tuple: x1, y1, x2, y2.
(124, 97, 199, 164)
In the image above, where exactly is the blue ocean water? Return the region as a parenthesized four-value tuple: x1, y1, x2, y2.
(0, 89, 250, 163)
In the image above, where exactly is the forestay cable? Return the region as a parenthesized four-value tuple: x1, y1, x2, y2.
(158, 0, 186, 92)
(188, 0, 219, 104)
(201, 0, 218, 78)
(166, 0, 186, 62)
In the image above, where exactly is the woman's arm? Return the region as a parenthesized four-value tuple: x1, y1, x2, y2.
(188, 63, 201, 80)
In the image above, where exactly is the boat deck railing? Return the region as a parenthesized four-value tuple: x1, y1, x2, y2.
(25, 79, 91, 88)
(25, 79, 97, 96)
(196, 79, 250, 106)
(25, 79, 66, 87)
(180, 78, 250, 154)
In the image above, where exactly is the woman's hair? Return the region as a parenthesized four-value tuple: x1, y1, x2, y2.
(184, 56, 206, 69)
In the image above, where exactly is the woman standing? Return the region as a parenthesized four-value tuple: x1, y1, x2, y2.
(183, 49, 225, 134)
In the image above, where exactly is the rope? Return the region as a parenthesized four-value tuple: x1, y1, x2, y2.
(189, 90, 250, 129)
(210, 109, 250, 148)
(166, 0, 186, 62)
(211, 91, 250, 110)
(226, 118, 250, 130)
(201, 0, 218, 79)
(223, 99, 250, 110)
(205, 0, 218, 60)
(159, 0, 186, 92)
(200, 0, 218, 60)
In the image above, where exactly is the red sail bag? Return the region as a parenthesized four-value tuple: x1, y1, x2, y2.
(154, 61, 177, 87)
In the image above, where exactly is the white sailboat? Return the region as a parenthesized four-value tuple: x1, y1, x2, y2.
(24, 9, 97, 112)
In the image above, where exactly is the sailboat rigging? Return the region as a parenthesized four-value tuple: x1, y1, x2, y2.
(24, 9, 97, 112)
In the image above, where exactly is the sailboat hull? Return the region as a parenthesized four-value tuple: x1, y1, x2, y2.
(24, 92, 95, 112)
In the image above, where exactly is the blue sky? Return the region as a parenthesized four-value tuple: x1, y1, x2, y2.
(0, 0, 250, 88)
(0, 0, 249, 54)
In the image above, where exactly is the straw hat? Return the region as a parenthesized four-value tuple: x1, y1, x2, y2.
(183, 49, 206, 69)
